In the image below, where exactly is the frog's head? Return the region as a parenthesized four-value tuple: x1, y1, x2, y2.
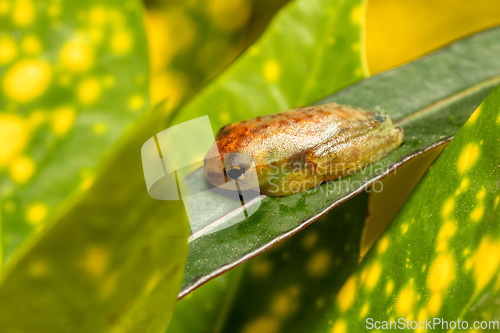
(204, 143, 259, 191)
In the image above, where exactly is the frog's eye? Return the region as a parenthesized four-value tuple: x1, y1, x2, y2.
(226, 167, 246, 180)
(374, 113, 386, 122)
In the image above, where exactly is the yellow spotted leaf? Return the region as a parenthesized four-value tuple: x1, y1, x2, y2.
(322, 84, 500, 331)
(0, 1, 189, 332)
(0, 0, 149, 262)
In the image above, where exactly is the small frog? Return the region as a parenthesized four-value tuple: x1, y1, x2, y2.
(204, 103, 404, 196)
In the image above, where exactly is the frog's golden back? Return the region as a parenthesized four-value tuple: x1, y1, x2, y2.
(215, 103, 379, 167)
(205, 102, 404, 196)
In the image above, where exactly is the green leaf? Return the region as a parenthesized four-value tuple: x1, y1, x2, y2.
(323, 83, 500, 331)
(0, 112, 190, 332)
(145, 0, 291, 108)
(168, 192, 368, 333)
(166, 0, 368, 297)
(0, 1, 190, 332)
(166, 266, 245, 333)
(180, 26, 500, 297)
(0, 0, 149, 264)
(360, 146, 445, 256)
(170, 0, 367, 130)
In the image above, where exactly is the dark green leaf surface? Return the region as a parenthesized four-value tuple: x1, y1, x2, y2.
(0, 0, 149, 264)
(180, 27, 500, 297)
(323, 83, 500, 331)
(223, 193, 368, 333)
(168, 192, 368, 333)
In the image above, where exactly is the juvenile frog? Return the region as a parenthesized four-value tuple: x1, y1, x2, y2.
(204, 103, 404, 196)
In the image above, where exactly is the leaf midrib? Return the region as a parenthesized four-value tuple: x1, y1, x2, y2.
(396, 74, 500, 127)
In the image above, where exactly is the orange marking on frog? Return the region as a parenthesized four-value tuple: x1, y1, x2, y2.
(204, 103, 404, 196)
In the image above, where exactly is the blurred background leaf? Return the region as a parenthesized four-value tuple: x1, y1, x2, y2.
(166, 265, 245, 333)
(144, 0, 291, 109)
(366, 0, 500, 73)
(0, 0, 149, 265)
(0, 0, 189, 332)
(169, 0, 367, 130)
(143, 0, 500, 114)
(323, 82, 500, 332)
